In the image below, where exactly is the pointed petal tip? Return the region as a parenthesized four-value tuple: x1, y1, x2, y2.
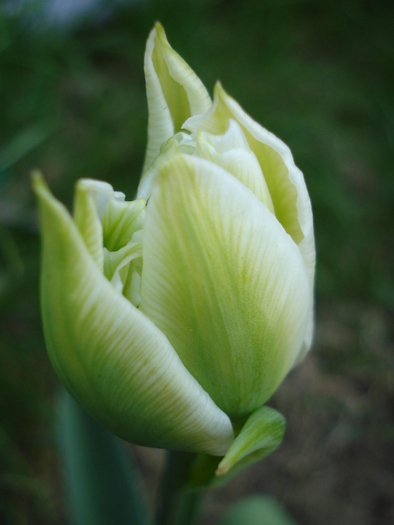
(147, 21, 163, 41)
(152, 22, 172, 54)
(214, 80, 226, 97)
(31, 172, 67, 221)
(214, 82, 237, 109)
(154, 21, 165, 38)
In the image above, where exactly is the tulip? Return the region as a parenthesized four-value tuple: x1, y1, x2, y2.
(34, 24, 315, 465)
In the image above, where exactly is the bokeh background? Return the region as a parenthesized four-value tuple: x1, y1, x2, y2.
(1, 0, 393, 524)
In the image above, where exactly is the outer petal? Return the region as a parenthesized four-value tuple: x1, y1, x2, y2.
(294, 230, 315, 362)
(142, 23, 211, 173)
(33, 174, 234, 455)
(140, 155, 310, 418)
(185, 84, 315, 359)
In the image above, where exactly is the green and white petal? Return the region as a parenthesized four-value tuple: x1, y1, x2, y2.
(185, 83, 315, 362)
(75, 178, 126, 219)
(140, 154, 310, 418)
(137, 136, 180, 201)
(103, 241, 141, 290)
(143, 23, 211, 173)
(101, 196, 145, 252)
(73, 180, 105, 270)
(295, 228, 316, 363)
(33, 174, 234, 455)
(196, 120, 275, 213)
(184, 82, 313, 244)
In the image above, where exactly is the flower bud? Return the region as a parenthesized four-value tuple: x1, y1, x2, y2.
(34, 24, 315, 465)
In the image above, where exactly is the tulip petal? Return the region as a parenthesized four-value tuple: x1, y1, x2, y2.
(140, 154, 310, 418)
(32, 174, 234, 455)
(295, 230, 315, 362)
(101, 197, 145, 252)
(216, 406, 285, 478)
(185, 84, 316, 359)
(184, 83, 311, 245)
(143, 23, 211, 173)
(196, 120, 275, 213)
(73, 180, 105, 270)
(103, 241, 142, 295)
(137, 136, 180, 201)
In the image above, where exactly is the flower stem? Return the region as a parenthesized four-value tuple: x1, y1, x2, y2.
(156, 451, 203, 525)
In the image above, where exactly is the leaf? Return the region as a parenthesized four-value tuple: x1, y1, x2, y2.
(0, 123, 50, 172)
(217, 496, 297, 525)
(57, 389, 152, 525)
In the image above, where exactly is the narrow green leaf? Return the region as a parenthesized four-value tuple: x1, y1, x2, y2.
(217, 496, 297, 525)
(0, 124, 50, 171)
(57, 389, 152, 525)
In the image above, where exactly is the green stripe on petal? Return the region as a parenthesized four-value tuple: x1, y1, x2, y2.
(140, 154, 310, 418)
(32, 173, 234, 455)
(143, 23, 211, 173)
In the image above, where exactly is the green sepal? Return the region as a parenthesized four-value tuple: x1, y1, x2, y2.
(217, 406, 285, 478)
(184, 407, 285, 489)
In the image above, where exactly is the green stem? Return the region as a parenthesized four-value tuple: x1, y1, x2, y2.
(156, 451, 203, 525)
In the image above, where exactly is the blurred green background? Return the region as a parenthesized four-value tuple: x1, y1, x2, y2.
(0, 0, 393, 523)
